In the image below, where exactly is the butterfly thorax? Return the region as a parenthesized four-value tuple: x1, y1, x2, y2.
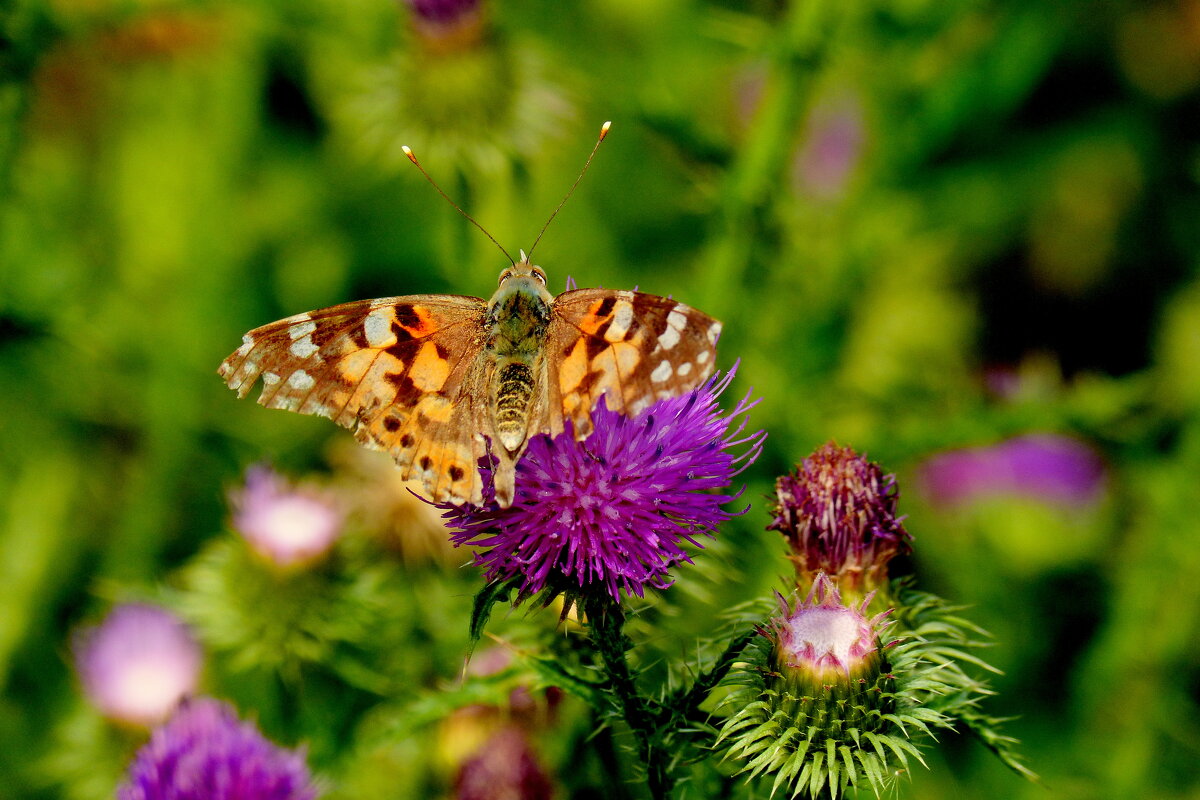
(485, 272, 554, 453)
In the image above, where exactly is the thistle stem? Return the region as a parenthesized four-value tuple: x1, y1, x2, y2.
(583, 597, 673, 799)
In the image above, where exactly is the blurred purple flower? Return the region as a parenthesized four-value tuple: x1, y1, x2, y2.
(792, 92, 866, 201)
(73, 604, 202, 727)
(919, 434, 1106, 509)
(440, 368, 765, 603)
(770, 442, 912, 594)
(454, 728, 554, 800)
(403, 0, 480, 24)
(117, 698, 318, 800)
(230, 466, 343, 568)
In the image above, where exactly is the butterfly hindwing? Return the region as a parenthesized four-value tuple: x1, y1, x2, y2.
(218, 294, 491, 504)
(545, 288, 721, 437)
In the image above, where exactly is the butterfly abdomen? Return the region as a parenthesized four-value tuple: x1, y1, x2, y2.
(494, 361, 536, 452)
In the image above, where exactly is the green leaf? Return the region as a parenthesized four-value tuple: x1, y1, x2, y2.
(467, 578, 517, 658)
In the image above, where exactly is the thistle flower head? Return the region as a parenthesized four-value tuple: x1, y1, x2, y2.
(441, 368, 765, 604)
(230, 466, 343, 569)
(116, 698, 318, 800)
(73, 604, 202, 727)
(771, 573, 891, 686)
(770, 442, 911, 596)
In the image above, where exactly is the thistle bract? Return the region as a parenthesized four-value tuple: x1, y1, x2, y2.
(441, 368, 764, 604)
(116, 698, 318, 800)
(770, 442, 911, 598)
(73, 604, 202, 727)
(719, 574, 951, 799)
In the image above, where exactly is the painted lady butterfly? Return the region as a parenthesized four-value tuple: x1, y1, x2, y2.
(218, 253, 721, 508)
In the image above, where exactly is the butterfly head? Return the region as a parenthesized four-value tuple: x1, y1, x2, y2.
(490, 250, 553, 314)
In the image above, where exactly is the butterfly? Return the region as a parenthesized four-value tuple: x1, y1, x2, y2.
(218, 251, 721, 508)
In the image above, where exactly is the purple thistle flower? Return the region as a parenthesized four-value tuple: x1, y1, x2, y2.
(117, 698, 318, 800)
(440, 368, 765, 604)
(919, 434, 1106, 509)
(230, 466, 343, 569)
(769, 443, 912, 595)
(73, 604, 202, 727)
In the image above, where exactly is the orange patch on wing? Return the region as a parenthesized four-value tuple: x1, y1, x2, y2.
(415, 393, 453, 423)
(578, 299, 612, 336)
(409, 340, 450, 392)
(559, 337, 589, 395)
(339, 349, 381, 384)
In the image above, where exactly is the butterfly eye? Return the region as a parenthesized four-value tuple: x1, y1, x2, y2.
(531, 267, 547, 285)
(498, 269, 513, 286)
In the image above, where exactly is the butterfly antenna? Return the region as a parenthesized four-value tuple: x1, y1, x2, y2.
(527, 120, 611, 259)
(402, 145, 516, 267)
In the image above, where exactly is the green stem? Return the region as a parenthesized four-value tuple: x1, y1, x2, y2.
(584, 598, 673, 799)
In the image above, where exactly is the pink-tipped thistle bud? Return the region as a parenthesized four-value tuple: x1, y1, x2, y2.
(770, 442, 912, 598)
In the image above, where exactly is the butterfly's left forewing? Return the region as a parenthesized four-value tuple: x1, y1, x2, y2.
(544, 288, 721, 438)
(219, 295, 492, 504)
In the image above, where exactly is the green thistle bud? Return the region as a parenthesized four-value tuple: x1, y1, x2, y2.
(718, 574, 953, 799)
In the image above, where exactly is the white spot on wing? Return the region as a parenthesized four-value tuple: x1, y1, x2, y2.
(288, 370, 315, 390)
(651, 360, 673, 383)
(289, 320, 316, 339)
(697, 350, 711, 365)
(262, 372, 281, 385)
(364, 309, 394, 347)
(658, 324, 680, 351)
(706, 321, 722, 345)
(677, 362, 693, 377)
(289, 335, 319, 359)
(604, 300, 635, 343)
(237, 334, 255, 355)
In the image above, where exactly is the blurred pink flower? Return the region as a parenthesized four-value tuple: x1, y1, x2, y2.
(231, 466, 343, 568)
(919, 434, 1106, 509)
(792, 92, 866, 200)
(73, 604, 202, 727)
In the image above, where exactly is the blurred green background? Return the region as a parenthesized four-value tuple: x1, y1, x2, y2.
(2, 0, 1200, 798)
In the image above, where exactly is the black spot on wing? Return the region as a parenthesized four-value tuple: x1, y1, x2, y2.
(595, 296, 616, 318)
(585, 335, 608, 360)
(394, 305, 421, 330)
